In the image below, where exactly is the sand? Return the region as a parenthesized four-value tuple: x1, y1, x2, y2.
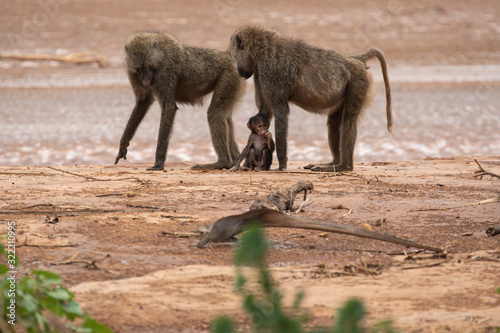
(1, 157, 499, 332)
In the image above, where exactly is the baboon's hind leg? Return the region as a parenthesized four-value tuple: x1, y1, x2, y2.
(303, 107, 342, 170)
(193, 74, 242, 169)
(311, 80, 369, 172)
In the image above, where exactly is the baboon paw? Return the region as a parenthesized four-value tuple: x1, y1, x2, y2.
(311, 164, 352, 172)
(147, 165, 164, 171)
(303, 162, 333, 170)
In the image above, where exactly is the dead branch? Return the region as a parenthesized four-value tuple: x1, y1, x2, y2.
(0, 206, 171, 215)
(474, 159, 500, 180)
(159, 231, 201, 238)
(197, 209, 443, 252)
(411, 196, 500, 212)
(47, 166, 140, 182)
(486, 226, 500, 237)
(0, 52, 109, 67)
(400, 262, 442, 270)
(250, 181, 313, 212)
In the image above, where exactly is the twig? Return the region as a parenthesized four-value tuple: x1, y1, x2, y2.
(17, 242, 78, 248)
(400, 262, 442, 270)
(51, 252, 80, 265)
(340, 209, 353, 218)
(0, 207, 171, 215)
(411, 196, 500, 212)
(96, 193, 124, 197)
(159, 231, 201, 238)
(46, 166, 140, 182)
(295, 193, 312, 213)
(473, 159, 500, 179)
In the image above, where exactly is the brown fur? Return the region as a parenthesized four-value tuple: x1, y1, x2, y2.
(115, 31, 245, 170)
(230, 114, 275, 171)
(197, 209, 442, 252)
(229, 25, 392, 171)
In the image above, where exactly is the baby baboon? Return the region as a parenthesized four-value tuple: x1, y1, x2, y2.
(230, 114, 275, 171)
(115, 32, 245, 170)
(229, 25, 392, 172)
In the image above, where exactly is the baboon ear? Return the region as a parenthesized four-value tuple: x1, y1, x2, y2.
(236, 34, 243, 49)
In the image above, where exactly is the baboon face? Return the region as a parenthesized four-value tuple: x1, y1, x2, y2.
(125, 33, 165, 86)
(229, 32, 255, 79)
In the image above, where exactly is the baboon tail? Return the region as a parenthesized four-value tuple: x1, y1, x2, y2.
(358, 48, 393, 133)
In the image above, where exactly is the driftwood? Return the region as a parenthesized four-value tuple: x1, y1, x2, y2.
(473, 159, 500, 180)
(0, 52, 109, 67)
(198, 181, 442, 252)
(197, 209, 443, 252)
(250, 181, 313, 211)
(486, 226, 500, 237)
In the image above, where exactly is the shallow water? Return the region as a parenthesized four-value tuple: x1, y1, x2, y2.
(1, 65, 498, 167)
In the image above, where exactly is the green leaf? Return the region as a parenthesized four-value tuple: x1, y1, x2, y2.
(334, 298, 365, 333)
(0, 243, 4, 254)
(82, 317, 115, 333)
(40, 296, 64, 316)
(292, 290, 305, 309)
(35, 311, 50, 330)
(19, 294, 40, 313)
(0, 264, 8, 275)
(212, 316, 236, 333)
(62, 300, 83, 320)
(234, 223, 268, 267)
(497, 287, 500, 294)
(32, 270, 62, 285)
(46, 287, 71, 301)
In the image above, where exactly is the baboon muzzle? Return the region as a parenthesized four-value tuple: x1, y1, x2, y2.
(237, 66, 253, 79)
(137, 66, 155, 86)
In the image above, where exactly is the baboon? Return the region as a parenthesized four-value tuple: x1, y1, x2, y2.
(114, 32, 245, 170)
(229, 25, 392, 172)
(230, 114, 275, 171)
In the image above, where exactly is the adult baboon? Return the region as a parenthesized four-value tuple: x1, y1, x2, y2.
(229, 25, 392, 172)
(115, 32, 245, 170)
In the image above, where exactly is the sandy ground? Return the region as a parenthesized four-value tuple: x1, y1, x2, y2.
(1, 0, 500, 332)
(1, 157, 499, 332)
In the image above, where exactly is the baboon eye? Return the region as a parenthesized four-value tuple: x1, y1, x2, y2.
(236, 34, 243, 49)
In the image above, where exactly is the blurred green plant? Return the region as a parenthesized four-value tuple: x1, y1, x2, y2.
(212, 223, 399, 333)
(0, 243, 113, 333)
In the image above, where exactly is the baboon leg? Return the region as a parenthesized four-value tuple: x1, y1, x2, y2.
(247, 148, 256, 169)
(115, 93, 155, 165)
(273, 103, 290, 170)
(327, 108, 343, 165)
(312, 80, 368, 172)
(193, 75, 240, 169)
(303, 107, 343, 170)
(148, 98, 178, 171)
(226, 115, 240, 161)
(255, 148, 272, 171)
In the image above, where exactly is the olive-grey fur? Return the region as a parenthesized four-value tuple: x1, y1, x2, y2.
(229, 25, 392, 172)
(115, 31, 245, 170)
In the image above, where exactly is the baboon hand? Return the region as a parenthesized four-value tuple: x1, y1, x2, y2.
(114, 146, 128, 164)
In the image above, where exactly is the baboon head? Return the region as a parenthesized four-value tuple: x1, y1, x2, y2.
(248, 114, 270, 137)
(230, 25, 281, 79)
(124, 32, 171, 86)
